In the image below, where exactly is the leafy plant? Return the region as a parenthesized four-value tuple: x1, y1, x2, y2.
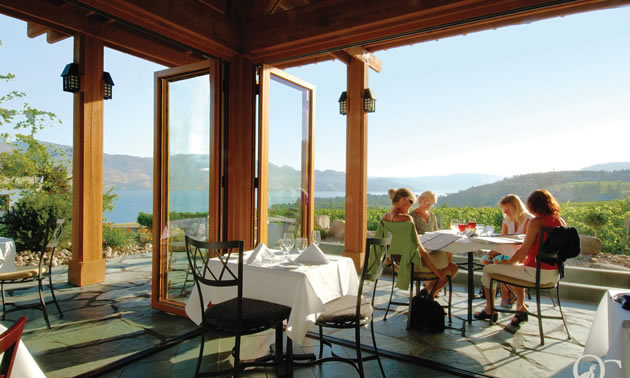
(583, 210, 608, 238)
(137, 212, 152, 228)
(103, 224, 136, 249)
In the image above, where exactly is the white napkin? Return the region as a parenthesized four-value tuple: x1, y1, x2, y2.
(294, 244, 329, 265)
(246, 243, 278, 265)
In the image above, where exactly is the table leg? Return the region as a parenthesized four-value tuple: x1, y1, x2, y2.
(468, 252, 473, 324)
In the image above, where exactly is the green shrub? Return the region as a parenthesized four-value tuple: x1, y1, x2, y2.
(103, 224, 136, 249)
(0, 190, 71, 252)
(137, 212, 152, 228)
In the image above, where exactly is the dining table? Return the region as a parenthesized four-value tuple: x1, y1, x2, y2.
(426, 231, 523, 323)
(184, 249, 359, 346)
(0, 237, 17, 273)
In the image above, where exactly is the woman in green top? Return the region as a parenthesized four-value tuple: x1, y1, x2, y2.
(411, 190, 438, 234)
(383, 188, 457, 297)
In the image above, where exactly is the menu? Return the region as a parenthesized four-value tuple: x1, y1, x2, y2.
(419, 233, 461, 252)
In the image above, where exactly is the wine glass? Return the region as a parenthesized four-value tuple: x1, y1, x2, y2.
(296, 237, 308, 255)
(468, 218, 477, 230)
(450, 219, 459, 233)
(457, 220, 467, 235)
(476, 223, 485, 236)
(282, 233, 295, 258)
(311, 230, 321, 246)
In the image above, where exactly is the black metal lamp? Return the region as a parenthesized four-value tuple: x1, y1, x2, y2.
(338, 91, 347, 115)
(363, 88, 376, 113)
(102, 72, 114, 100)
(60, 63, 80, 93)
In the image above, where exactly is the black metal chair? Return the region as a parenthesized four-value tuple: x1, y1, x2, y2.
(0, 219, 65, 328)
(296, 235, 391, 377)
(185, 236, 292, 377)
(489, 227, 572, 345)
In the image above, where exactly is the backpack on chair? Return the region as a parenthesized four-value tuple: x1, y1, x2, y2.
(410, 289, 445, 333)
(540, 226, 581, 278)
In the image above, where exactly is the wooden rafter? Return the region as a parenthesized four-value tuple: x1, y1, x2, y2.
(242, 0, 630, 63)
(344, 47, 381, 73)
(0, 0, 202, 67)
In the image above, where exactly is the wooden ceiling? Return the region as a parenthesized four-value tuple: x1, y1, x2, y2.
(1, 0, 629, 68)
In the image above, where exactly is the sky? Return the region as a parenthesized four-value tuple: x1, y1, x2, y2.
(1, 6, 630, 179)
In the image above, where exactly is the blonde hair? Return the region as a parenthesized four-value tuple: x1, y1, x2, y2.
(417, 190, 437, 204)
(388, 188, 416, 205)
(499, 194, 530, 223)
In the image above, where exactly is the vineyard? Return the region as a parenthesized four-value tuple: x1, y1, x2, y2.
(313, 198, 630, 255)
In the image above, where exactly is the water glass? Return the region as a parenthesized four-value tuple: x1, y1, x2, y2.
(476, 224, 485, 236)
(296, 237, 308, 254)
(450, 219, 459, 233)
(311, 230, 321, 246)
(282, 233, 295, 257)
(485, 225, 495, 236)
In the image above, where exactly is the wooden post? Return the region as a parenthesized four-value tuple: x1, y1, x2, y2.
(343, 59, 369, 272)
(68, 34, 106, 286)
(226, 56, 256, 249)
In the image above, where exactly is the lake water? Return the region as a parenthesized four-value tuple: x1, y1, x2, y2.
(105, 190, 355, 223)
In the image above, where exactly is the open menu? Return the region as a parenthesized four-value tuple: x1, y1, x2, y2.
(419, 233, 461, 252)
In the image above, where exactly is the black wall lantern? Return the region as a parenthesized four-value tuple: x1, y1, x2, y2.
(338, 91, 347, 115)
(102, 72, 114, 100)
(363, 88, 376, 113)
(60, 63, 80, 93)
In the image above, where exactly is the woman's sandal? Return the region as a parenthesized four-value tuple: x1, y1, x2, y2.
(500, 293, 517, 308)
(510, 311, 528, 326)
(474, 310, 498, 322)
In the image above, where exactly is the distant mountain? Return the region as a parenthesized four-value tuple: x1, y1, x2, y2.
(438, 170, 630, 207)
(581, 162, 630, 171)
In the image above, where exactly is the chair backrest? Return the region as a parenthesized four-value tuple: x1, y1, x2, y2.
(357, 235, 392, 317)
(37, 218, 65, 273)
(0, 316, 27, 378)
(185, 236, 244, 322)
(47, 219, 65, 250)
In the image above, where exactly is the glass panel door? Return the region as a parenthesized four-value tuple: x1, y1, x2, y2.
(153, 60, 220, 313)
(258, 66, 315, 248)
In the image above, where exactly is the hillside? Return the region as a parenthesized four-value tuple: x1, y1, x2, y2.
(438, 170, 630, 207)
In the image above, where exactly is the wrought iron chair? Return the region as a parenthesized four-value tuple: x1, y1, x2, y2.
(0, 316, 27, 377)
(377, 221, 453, 327)
(185, 236, 292, 377)
(0, 219, 65, 328)
(489, 227, 573, 345)
(295, 235, 391, 377)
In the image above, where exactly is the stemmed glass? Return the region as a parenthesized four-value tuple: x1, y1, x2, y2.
(296, 237, 308, 255)
(282, 233, 295, 259)
(450, 219, 459, 233)
(311, 230, 321, 246)
(468, 218, 477, 230)
(457, 220, 467, 235)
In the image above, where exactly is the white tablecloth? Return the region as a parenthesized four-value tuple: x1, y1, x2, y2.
(0, 237, 17, 273)
(436, 232, 521, 257)
(0, 323, 46, 378)
(185, 252, 359, 345)
(583, 289, 630, 377)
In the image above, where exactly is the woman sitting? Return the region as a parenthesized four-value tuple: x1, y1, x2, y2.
(479, 194, 533, 306)
(474, 189, 565, 326)
(383, 188, 457, 298)
(411, 190, 438, 234)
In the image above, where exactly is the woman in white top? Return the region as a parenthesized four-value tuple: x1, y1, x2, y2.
(479, 194, 533, 306)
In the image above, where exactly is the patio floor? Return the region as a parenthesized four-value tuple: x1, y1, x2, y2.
(2, 254, 599, 377)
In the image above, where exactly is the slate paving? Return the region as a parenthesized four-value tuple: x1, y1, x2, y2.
(0, 254, 598, 377)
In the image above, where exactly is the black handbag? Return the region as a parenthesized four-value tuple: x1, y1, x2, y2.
(410, 289, 445, 333)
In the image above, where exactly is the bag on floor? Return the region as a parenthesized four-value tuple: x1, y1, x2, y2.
(410, 289, 445, 333)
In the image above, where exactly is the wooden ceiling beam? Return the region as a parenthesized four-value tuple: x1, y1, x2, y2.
(47, 29, 71, 43)
(247, 0, 281, 19)
(343, 46, 381, 73)
(26, 22, 48, 38)
(243, 0, 630, 63)
(0, 0, 201, 67)
(70, 0, 239, 59)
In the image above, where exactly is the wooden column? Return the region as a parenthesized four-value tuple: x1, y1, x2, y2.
(68, 34, 106, 286)
(343, 59, 369, 271)
(226, 55, 256, 248)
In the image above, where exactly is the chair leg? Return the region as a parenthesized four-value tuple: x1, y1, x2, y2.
(536, 287, 544, 346)
(1, 282, 5, 321)
(556, 286, 572, 340)
(489, 279, 495, 325)
(48, 273, 63, 318)
(370, 320, 385, 377)
(318, 325, 324, 358)
(384, 270, 396, 321)
(38, 277, 51, 329)
(195, 328, 206, 377)
(447, 276, 452, 324)
(233, 335, 241, 377)
(355, 324, 364, 378)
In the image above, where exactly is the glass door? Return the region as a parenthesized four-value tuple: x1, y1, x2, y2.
(258, 65, 315, 248)
(153, 60, 222, 314)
